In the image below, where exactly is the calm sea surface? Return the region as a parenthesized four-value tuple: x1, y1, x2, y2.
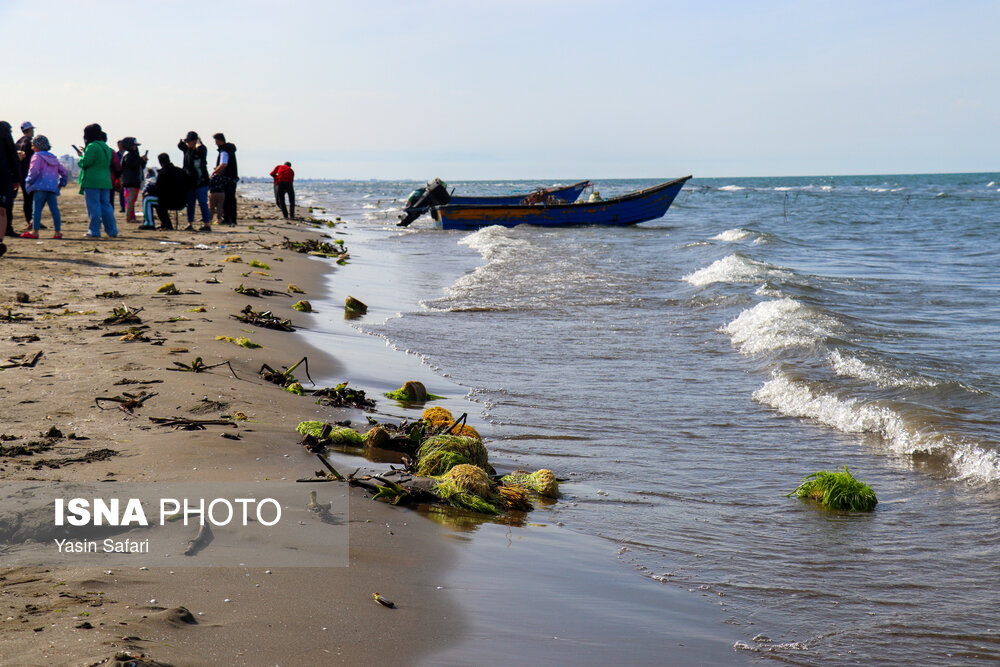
(244, 174, 1000, 664)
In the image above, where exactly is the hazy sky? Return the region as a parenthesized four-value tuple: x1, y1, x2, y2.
(3, 0, 997, 179)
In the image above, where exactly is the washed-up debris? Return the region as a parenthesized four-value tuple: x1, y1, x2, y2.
(183, 522, 214, 556)
(149, 416, 238, 430)
(234, 284, 291, 298)
(95, 290, 127, 299)
(102, 305, 143, 326)
(224, 255, 242, 263)
(168, 356, 239, 378)
(307, 490, 340, 524)
(248, 259, 270, 270)
(416, 435, 491, 477)
(281, 236, 349, 260)
(421, 407, 481, 439)
(372, 592, 395, 609)
(787, 466, 877, 511)
(500, 469, 560, 498)
(11, 334, 40, 343)
(385, 380, 444, 403)
(114, 377, 163, 385)
(95, 391, 157, 414)
(1, 309, 33, 322)
(292, 300, 312, 312)
(344, 296, 367, 314)
(287, 284, 306, 294)
(297, 421, 364, 450)
(312, 382, 375, 410)
(216, 335, 262, 349)
(1, 351, 43, 369)
(231, 304, 294, 331)
(259, 356, 313, 388)
(156, 282, 180, 295)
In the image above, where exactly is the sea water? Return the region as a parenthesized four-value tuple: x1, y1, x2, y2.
(242, 174, 1000, 664)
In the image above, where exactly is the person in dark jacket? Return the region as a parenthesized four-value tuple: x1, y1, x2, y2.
(151, 153, 192, 230)
(211, 133, 238, 225)
(178, 131, 210, 231)
(14, 121, 35, 231)
(0, 121, 21, 255)
(119, 137, 147, 223)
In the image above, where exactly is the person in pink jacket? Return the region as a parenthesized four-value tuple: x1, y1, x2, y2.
(22, 135, 68, 238)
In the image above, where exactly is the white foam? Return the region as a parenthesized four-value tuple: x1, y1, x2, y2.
(682, 255, 789, 287)
(711, 228, 753, 242)
(717, 185, 746, 191)
(721, 299, 836, 355)
(829, 350, 937, 389)
(754, 373, 1000, 484)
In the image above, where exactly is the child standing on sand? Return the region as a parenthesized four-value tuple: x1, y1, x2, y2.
(208, 171, 226, 228)
(22, 135, 68, 239)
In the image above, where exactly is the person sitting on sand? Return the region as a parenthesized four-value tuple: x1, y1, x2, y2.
(78, 123, 118, 238)
(140, 168, 158, 230)
(150, 153, 192, 231)
(21, 135, 68, 239)
(269, 161, 295, 219)
(0, 121, 20, 256)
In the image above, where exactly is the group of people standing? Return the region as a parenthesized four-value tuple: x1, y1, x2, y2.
(0, 120, 241, 252)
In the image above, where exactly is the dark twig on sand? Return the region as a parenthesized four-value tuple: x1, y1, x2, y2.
(167, 356, 239, 378)
(149, 416, 238, 430)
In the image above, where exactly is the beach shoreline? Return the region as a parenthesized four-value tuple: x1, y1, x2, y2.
(0, 187, 744, 666)
(0, 191, 464, 666)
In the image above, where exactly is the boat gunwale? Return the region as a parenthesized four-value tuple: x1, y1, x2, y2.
(432, 176, 692, 214)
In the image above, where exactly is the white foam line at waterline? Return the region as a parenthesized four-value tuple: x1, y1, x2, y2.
(711, 228, 754, 242)
(721, 298, 837, 355)
(682, 254, 790, 287)
(753, 374, 1000, 484)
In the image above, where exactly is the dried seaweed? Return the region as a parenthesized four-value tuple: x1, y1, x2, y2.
(231, 304, 294, 331)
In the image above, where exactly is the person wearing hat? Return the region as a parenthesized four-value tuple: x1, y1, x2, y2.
(78, 123, 118, 238)
(119, 137, 147, 223)
(21, 135, 68, 239)
(0, 121, 20, 254)
(14, 121, 35, 231)
(177, 131, 210, 231)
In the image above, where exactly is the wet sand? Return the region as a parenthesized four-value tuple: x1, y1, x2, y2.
(0, 188, 741, 666)
(0, 191, 460, 666)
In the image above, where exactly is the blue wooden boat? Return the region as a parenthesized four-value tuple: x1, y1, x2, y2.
(448, 180, 591, 206)
(397, 179, 590, 226)
(430, 176, 692, 230)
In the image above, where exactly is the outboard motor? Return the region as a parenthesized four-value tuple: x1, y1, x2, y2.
(398, 178, 451, 226)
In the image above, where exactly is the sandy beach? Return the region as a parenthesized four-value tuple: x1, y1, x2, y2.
(0, 191, 463, 666)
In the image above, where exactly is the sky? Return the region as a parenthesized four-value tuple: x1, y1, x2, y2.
(2, 0, 997, 179)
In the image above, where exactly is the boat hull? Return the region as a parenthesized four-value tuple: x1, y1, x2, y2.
(446, 180, 590, 206)
(432, 176, 691, 230)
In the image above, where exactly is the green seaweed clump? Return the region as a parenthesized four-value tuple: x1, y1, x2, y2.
(500, 469, 560, 498)
(345, 296, 367, 313)
(788, 466, 877, 511)
(433, 464, 500, 516)
(385, 380, 444, 403)
(292, 300, 312, 312)
(296, 421, 327, 438)
(285, 381, 305, 395)
(417, 434, 489, 477)
(249, 259, 271, 270)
